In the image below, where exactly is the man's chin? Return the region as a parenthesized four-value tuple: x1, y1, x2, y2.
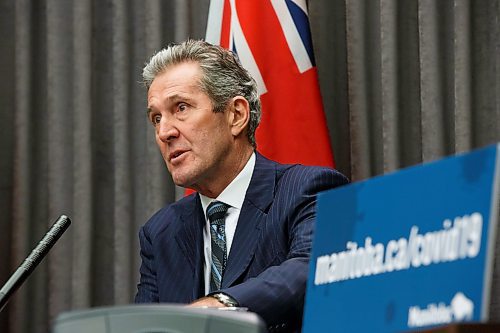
(173, 180, 191, 189)
(172, 174, 196, 190)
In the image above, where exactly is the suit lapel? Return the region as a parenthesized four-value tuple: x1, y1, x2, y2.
(174, 194, 205, 299)
(222, 153, 277, 288)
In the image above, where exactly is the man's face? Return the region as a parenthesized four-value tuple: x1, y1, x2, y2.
(147, 62, 234, 192)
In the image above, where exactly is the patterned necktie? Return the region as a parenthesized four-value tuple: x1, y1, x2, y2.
(207, 201, 230, 292)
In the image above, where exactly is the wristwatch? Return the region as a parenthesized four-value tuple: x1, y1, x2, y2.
(210, 292, 239, 307)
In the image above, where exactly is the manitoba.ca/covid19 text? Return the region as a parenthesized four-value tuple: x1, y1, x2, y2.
(314, 212, 483, 285)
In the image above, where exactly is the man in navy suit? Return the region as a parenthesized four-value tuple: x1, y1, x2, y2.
(135, 40, 348, 332)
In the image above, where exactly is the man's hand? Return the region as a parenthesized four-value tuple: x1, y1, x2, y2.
(188, 296, 226, 308)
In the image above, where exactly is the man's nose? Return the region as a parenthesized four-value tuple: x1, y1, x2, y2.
(157, 117, 179, 142)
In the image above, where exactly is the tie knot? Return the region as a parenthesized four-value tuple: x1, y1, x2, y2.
(206, 201, 229, 225)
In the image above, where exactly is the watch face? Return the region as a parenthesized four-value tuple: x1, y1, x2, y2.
(213, 293, 238, 307)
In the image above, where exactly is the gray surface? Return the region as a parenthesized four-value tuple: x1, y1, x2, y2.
(52, 305, 266, 333)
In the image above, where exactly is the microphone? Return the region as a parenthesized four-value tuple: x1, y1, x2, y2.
(0, 215, 71, 312)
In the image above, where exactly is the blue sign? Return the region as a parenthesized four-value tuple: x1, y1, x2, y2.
(303, 144, 500, 333)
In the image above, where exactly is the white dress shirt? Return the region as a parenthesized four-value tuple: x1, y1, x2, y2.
(199, 152, 256, 295)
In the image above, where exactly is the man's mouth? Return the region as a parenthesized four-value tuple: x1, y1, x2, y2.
(169, 150, 188, 162)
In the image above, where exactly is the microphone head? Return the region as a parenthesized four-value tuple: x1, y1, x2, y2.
(0, 214, 72, 312)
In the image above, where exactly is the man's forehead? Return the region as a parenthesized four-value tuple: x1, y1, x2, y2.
(147, 78, 208, 112)
(149, 64, 202, 92)
(157, 61, 202, 81)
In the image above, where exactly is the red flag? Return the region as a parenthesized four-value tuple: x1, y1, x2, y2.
(206, 0, 335, 167)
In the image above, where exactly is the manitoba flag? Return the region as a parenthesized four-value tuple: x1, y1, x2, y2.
(206, 0, 335, 167)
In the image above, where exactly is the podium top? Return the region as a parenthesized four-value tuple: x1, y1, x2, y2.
(53, 304, 266, 333)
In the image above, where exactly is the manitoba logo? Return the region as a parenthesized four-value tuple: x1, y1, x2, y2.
(407, 292, 474, 328)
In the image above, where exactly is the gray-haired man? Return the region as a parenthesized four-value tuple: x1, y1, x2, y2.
(135, 40, 348, 332)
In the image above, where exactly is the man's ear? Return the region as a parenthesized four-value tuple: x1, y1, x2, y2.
(228, 96, 250, 138)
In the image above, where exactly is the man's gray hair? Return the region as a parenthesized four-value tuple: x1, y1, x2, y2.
(143, 39, 261, 148)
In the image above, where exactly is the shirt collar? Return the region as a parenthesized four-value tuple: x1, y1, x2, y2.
(199, 152, 256, 217)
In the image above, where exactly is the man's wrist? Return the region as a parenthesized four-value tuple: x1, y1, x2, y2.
(209, 292, 239, 307)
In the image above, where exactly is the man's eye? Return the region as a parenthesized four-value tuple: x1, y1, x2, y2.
(178, 103, 187, 112)
(151, 114, 161, 125)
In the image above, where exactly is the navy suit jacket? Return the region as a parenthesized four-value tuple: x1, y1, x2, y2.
(135, 152, 348, 332)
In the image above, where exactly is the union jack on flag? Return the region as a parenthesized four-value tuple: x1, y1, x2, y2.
(206, 0, 335, 167)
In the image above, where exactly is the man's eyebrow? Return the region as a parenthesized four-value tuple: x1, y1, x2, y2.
(145, 93, 193, 116)
(168, 93, 192, 103)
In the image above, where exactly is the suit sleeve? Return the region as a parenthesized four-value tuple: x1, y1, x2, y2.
(221, 167, 348, 329)
(135, 224, 159, 303)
